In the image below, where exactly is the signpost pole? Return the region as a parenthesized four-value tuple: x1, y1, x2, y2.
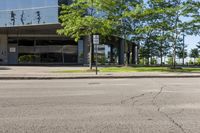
(95, 43, 98, 75)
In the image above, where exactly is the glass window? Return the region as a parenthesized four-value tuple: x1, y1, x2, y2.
(0, 1, 6, 10)
(45, 0, 58, 6)
(6, 0, 19, 10)
(32, 9, 44, 24)
(0, 0, 59, 27)
(32, 0, 45, 7)
(0, 11, 7, 26)
(18, 0, 32, 9)
(43, 7, 58, 24)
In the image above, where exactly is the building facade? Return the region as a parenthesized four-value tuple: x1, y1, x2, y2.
(0, 0, 138, 65)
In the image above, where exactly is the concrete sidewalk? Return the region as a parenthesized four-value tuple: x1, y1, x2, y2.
(0, 66, 200, 79)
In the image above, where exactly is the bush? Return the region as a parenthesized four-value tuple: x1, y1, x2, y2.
(196, 58, 200, 65)
(98, 55, 106, 65)
(189, 60, 194, 65)
(151, 58, 157, 65)
(167, 57, 173, 65)
(18, 55, 39, 63)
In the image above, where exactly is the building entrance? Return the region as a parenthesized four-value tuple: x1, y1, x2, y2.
(8, 43, 18, 64)
(8, 37, 78, 64)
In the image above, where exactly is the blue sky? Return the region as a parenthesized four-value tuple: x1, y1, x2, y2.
(186, 35, 200, 51)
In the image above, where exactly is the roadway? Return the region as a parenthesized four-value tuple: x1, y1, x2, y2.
(0, 78, 200, 133)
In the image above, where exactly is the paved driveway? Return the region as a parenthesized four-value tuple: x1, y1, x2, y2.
(0, 78, 200, 133)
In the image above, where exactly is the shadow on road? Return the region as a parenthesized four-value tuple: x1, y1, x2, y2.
(0, 67, 11, 70)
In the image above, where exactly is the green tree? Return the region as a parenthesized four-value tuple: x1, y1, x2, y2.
(190, 48, 199, 62)
(146, 0, 199, 68)
(102, 0, 145, 65)
(58, 0, 147, 67)
(197, 42, 200, 50)
(177, 49, 188, 65)
(58, 0, 115, 69)
(146, 0, 173, 66)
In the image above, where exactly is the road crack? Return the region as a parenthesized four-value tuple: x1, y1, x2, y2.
(121, 93, 145, 105)
(152, 86, 189, 133)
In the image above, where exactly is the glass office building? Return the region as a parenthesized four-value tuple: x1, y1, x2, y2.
(0, 0, 138, 65)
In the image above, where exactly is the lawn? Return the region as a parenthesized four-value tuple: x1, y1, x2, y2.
(57, 67, 200, 73)
(100, 67, 200, 72)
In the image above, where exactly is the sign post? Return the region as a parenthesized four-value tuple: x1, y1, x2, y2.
(93, 35, 99, 75)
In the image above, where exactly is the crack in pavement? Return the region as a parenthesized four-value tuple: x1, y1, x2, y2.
(168, 109, 185, 116)
(152, 86, 189, 133)
(120, 93, 146, 105)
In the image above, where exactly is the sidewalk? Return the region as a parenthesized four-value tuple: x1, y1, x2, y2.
(0, 66, 200, 80)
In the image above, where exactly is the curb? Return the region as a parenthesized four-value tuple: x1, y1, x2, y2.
(0, 75, 200, 80)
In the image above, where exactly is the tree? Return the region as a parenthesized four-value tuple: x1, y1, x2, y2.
(183, 0, 200, 36)
(58, 0, 199, 68)
(190, 48, 199, 62)
(146, 0, 174, 66)
(197, 42, 200, 49)
(146, 0, 199, 68)
(58, 0, 147, 67)
(177, 49, 187, 65)
(58, 0, 115, 69)
(102, 0, 146, 65)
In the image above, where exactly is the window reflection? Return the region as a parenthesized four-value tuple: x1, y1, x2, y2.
(0, 0, 58, 27)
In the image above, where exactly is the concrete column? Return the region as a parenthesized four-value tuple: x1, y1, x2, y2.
(78, 40, 84, 64)
(0, 34, 8, 64)
(110, 44, 113, 63)
(132, 45, 136, 64)
(136, 46, 139, 65)
(118, 38, 125, 65)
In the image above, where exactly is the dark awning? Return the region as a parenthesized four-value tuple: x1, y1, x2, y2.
(0, 24, 61, 35)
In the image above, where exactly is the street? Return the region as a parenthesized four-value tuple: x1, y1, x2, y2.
(0, 78, 200, 133)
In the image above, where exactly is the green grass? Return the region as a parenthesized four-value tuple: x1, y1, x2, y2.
(100, 67, 200, 73)
(55, 69, 97, 73)
(55, 66, 200, 73)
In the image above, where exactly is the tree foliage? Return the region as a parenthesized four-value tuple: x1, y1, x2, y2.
(58, 0, 200, 67)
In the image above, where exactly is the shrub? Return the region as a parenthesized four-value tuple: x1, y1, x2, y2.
(196, 58, 200, 65)
(166, 57, 173, 65)
(151, 58, 157, 65)
(189, 60, 194, 65)
(18, 55, 38, 63)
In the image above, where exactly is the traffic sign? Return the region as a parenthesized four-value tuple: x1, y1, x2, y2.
(93, 35, 99, 44)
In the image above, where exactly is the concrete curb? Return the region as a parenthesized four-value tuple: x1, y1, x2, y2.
(0, 75, 200, 80)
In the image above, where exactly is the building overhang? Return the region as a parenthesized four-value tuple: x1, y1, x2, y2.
(0, 24, 61, 35)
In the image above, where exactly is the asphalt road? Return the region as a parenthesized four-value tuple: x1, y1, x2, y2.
(0, 78, 200, 133)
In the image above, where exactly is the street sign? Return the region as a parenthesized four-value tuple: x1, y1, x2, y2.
(93, 35, 99, 44)
(93, 35, 99, 75)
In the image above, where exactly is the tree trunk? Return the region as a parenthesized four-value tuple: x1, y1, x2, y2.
(182, 33, 185, 66)
(160, 30, 164, 66)
(173, 42, 176, 69)
(89, 35, 93, 70)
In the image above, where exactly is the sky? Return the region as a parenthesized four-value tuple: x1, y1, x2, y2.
(185, 35, 200, 51)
